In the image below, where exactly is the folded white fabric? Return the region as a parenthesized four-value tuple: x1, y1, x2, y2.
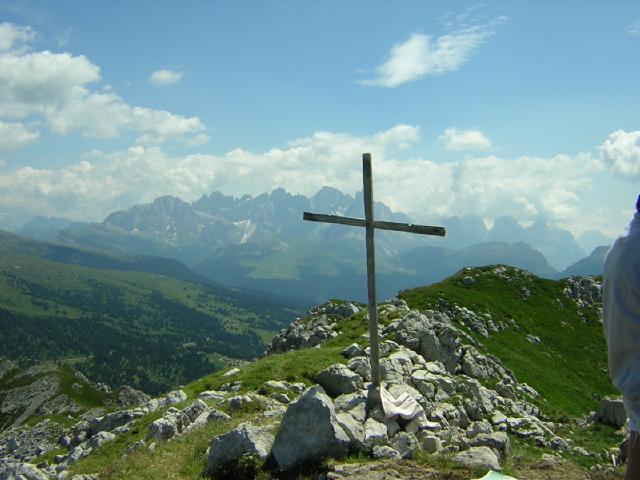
(380, 385, 426, 420)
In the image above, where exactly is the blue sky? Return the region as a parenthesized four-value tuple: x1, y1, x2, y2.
(0, 0, 638, 240)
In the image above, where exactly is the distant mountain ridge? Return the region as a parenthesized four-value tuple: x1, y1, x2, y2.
(50, 188, 576, 302)
(561, 245, 609, 277)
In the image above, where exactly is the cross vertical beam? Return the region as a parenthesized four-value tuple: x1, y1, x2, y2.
(302, 153, 446, 403)
(362, 153, 381, 387)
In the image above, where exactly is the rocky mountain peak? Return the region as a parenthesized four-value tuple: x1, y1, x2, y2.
(192, 191, 238, 213)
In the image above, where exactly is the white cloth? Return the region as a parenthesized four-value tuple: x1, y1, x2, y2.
(603, 212, 640, 431)
(379, 386, 425, 420)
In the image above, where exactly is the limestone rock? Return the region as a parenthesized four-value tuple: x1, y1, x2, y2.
(207, 409, 231, 422)
(315, 364, 363, 397)
(198, 390, 227, 402)
(372, 445, 401, 459)
(597, 396, 627, 428)
(206, 422, 274, 474)
(335, 412, 365, 450)
(114, 386, 150, 407)
(417, 432, 442, 453)
(146, 408, 187, 442)
(347, 357, 372, 382)
(467, 432, 511, 460)
(389, 431, 418, 459)
(86, 431, 115, 450)
(342, 343, 365, 359)
(164, 390, 187, 406)
(1, 374, 60, 429)
(462, 276, 476, 286)
(0, 419, 65, 461)
(453, 446, 501, 471)
(223, 367, 241, 378)
(271, 385, 349, 471)
(363, 418, 388, 448)
(183, 399, 208, 422)
(334, 391, 367, 422)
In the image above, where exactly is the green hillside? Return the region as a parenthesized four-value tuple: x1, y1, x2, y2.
(59, 266, 619, 480)
(400, 266, 612, 417)
(0, 232, 301, 394)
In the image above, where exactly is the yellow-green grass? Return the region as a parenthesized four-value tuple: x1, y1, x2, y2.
(400, 266, 613, 418)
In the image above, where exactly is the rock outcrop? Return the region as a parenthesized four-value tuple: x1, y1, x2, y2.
(266, 302, 360, 354)
(207, 422, 274, 474)
(271, 386, 350, 470)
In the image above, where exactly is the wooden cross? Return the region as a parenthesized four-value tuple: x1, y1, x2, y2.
(303, 153, 446, 389)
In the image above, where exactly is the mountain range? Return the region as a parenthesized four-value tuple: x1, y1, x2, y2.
(6, 187, 610, 303)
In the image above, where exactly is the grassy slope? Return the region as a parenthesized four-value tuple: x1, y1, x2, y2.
(0, 237, 301, 393)
(400, 265, 613, 418)
(63, 266, 620, 478)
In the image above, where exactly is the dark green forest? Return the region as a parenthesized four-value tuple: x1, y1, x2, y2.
(0, 232, 301, 394)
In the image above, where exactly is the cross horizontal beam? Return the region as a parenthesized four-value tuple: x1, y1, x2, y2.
(303, 212, 446, 237)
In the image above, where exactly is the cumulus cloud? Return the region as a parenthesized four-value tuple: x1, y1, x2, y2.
(0, 123, 607, 239)
(440, 127, 492, 151)
(600, 129, 640, 177)
(0, 25, 205, 146)
(629, 18, 640, 36)
(359, 16, 505, 87)
(149, 69, 183, 86)
(0, 22, 34, 52)
(0, 121, 40, 151)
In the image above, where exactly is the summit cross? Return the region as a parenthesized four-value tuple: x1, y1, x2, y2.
(303, 153, 446, 390)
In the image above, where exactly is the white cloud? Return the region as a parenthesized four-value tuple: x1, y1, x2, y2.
(600, 129, 640, 178)
(440, 127, 492, 151)
(359, 16, 505, 87)
(0, 22, 34, 52)
(629, 18, 640, 36)
(149, 69, 183, 86)
(0, 26, 205, 146)
(0, 121, 39, 151)
(0, 123, 614, 238)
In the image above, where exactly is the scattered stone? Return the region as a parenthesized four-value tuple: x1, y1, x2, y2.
(114, 386, 150, 407)
(453, 446, 501, 471)
(416, 432, 442, 453)
(223, 368, 241, 378)
(372, 445, 401, 459)
(573, 446, 591, 456)
(86, 431, 115, 449)
(315, 364, 363, 397)
(347, 357, 372, 382)
(228, 394, 254, 413)
(126, 440, 146, 454)
(198, 390, 227, 402)
(461, 276, 476, 286)
(271, 386, 349, 471)
(363, 418, 388, 448)
(342, 343, 365, 359)
(597, 396, 627, 428)
(526, 334, 541, 345)
(271, 393, 290, 404)
(206, 422, 274, 474)
(207, 410, 231, 422)
(389, 431, 418, 459)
